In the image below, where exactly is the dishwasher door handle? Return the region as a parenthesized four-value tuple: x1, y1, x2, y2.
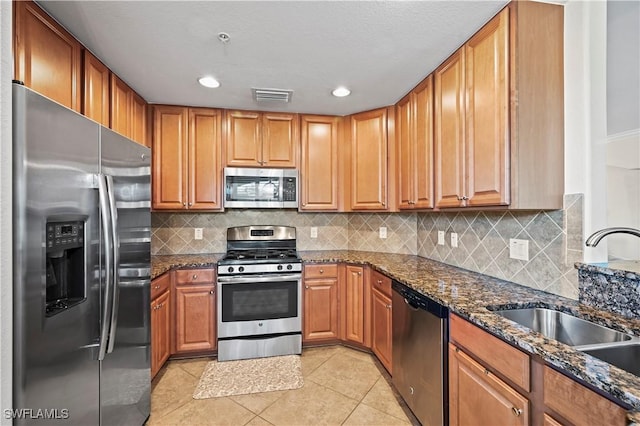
(404, 297, 421, 311)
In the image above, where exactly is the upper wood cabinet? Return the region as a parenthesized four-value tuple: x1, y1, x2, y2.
(14, 0, 82, 112)
(349, 108, 388, 210)
(153, 105, 223, 211)
(226, 110, 298, 168)
(82, 50, 110, 126)
(397, 75, 435, 210)
(434, 3, 563, 210)
(300, 115, 340, 211)
(110, 74, 148, 147)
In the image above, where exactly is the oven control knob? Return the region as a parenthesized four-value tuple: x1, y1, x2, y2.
(227, 267, 234, 273)
(287, 264, 293, 270)
(238, 266, 245, 272)
(277, 265, 283, 271)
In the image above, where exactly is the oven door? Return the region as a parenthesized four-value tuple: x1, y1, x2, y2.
(217, 273, 302, 338)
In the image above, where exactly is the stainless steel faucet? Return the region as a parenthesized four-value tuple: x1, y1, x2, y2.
(585, 227, 640, 247)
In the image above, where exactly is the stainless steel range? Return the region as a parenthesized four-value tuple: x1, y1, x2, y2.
(217, 225, 302, 361)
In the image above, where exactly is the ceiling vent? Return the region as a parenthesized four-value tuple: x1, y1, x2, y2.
(251, 88, 293, 103)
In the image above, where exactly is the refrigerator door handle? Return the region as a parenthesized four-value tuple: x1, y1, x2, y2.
(97, 174, 113, 361)
(105, 175, 120, 354)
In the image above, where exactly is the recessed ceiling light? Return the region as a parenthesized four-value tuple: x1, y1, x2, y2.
(198, 76, 220, 88)
(332, 87, 351, 97)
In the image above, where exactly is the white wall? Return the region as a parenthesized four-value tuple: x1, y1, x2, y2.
(0, 1, 12, 423)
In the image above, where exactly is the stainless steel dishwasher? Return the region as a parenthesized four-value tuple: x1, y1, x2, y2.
(392, 280, 448, 426)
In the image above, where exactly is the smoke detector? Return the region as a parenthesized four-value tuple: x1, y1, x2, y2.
(251, 88, 293, 103)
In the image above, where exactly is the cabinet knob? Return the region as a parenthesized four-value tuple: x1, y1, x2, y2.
(188, 202, 193, 206)
(457, 196, 470, 201)
(484, 368, 490, 375)
(511, 407, 522, 417)
(154, 285, 160, 290)
(386, 304, 391, 309)
(377, 279, 382, 285)
(182, 202, 186, 206)
(305, 285, 309, 289)
(192, 274, 198, 280)
(319, 269, 324, 274)
(382, 201, 386, 207)
(209, 290, 214, 295)
(357, 271, 362, 276)
(302, 203, 306, 207)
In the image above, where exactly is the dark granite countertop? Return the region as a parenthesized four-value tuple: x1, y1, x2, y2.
(577, 261, 640, 278)
(152, 250, 640, 415)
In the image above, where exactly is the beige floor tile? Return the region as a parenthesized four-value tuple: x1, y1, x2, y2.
(151, 366, 199, 418)
(342, 404, 411, 426)
(260, 381, 358, 425)
(361, 377, 409, 421)
(244, 416, 274, 426)
(339, 347, 377, 365)
(176, 358, 215, 379)
(230, 390, 286, 415)
(151, 397, 254, 426)
(307, 352, 380, 401)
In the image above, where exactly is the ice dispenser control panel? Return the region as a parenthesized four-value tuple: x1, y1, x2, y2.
(47, 221, 84, 251)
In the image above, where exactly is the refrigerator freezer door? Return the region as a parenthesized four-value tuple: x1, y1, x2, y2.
(13, 85, 101, 424)
(99, 127, 151, 425)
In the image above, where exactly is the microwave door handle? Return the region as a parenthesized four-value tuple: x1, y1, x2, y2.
(105, 175, 120, 354)
(278, 171, 284, 205)
(97, 174, 113, 361)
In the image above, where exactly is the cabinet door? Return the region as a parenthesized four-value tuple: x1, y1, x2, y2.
(131, 91, 148, 147)
(300, 115, 339, 210)
(303, 278, 339, 341)
(371, 287, 392, 373)
(350, 109, 388, 210)
(82, 50, 110, 126)
(435, 48, 466, 208)
(152, 106, 188, 209)
(465, 8, 510, 207)
(413, 75, 435, 209)
(189, 108, 223, 210)
(14, 0, 82, 111)
(262, 113, 298, 168)
(175, 284, 216, 353)
(110, 74, 131, 138)
(449, 343, 529, 426)
(342, 266, 367, 345)
(225, 111, 261, 166)
(396, 93, 415, 210)
(151, 290, 171, 379)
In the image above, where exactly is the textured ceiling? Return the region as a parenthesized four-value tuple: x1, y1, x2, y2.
(38, 1, 509, 116)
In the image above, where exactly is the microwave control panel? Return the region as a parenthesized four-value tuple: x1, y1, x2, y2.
(283, 177, 297, 201)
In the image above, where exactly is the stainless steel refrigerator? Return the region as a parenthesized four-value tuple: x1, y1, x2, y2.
(12, 83, 151, 425)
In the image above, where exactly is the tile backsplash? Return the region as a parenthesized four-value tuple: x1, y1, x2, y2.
(152, 194, 583, 299)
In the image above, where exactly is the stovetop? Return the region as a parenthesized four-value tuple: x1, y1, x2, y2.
(222, 249, 299, 262)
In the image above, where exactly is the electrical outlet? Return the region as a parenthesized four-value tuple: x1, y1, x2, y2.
(509, 238, 529, 261)
(379, 227, 387, 239)
(310, 227, 318, 238)
(194, 228, 203, 240)
(438, 231, 445, 246)
(451, 232, 458, 248)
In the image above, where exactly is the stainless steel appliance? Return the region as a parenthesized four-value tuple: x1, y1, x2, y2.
(392, 280, 448, 426)
(12, 83, 151, 425)
(217, 225, 302, 361)
(223, 167, 298, 209)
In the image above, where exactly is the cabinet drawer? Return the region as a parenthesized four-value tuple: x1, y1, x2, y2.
(175, 268, 215, 285)
(370, 269, 391, 298)
(543, 366, 627, 426)
(151, 272, 171, 300)
(450, 314, 530, 391)
(305, 264, 338, 279)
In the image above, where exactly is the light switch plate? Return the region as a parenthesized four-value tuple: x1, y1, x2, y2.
(438, 231, 445, 246)
(509, 238, 529, 261)
(379, 227, 387, 239)
(310, 227, 318, 238)
(451, 232, 458, 248)
(194, 228, 203, 240)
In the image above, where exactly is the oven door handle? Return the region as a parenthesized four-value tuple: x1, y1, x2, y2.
(217, 274, 301, 284)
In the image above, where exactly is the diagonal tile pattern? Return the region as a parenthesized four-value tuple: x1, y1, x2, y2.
(147, 346, 413, 426)
(151, 194, 584, 300)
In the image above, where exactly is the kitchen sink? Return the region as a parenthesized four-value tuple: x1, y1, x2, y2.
(582, 344, 640, 376)
(492, 307, 633, 347)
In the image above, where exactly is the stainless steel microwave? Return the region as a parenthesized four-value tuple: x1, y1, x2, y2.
(223, 167, 298, 209)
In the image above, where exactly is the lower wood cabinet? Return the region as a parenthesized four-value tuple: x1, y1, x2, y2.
(173, 269, 216, 354)
(341, 265, 371, 347)
(303, 264, 339, 342)
(371, 286, 392, 373)
(150, 273, 171, 379)
(449, 343, 529, 426)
